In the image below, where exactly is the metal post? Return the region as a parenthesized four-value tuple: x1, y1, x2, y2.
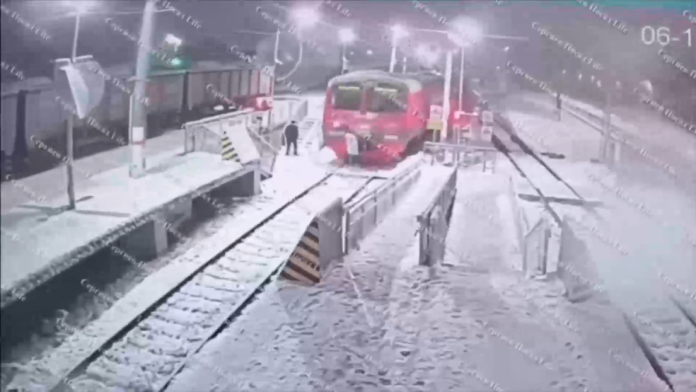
(65, 12, 81, 210)
(442, 51, 453, 142)
(600, 90, 611, 161)
(341, 43, 347, 74)
(268, 29, 280, 132)
(273, 29, 280, 65)
(389, 42, 397, 73)
(129, 0, 156, 178)
(458, 47, 464, 112)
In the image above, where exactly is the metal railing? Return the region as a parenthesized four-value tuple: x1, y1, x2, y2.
(344, 161, 422, 253)
(417, 167, 457, 266)
(423, 141, 498, 172)
(183, 109, 254, 155)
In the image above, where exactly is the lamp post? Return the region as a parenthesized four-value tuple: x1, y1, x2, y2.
(442, 50, 453, 142)
(63, 0, 93, 209)
(339, 28, 356, 74)
(129, 0, 156, 178)
(389, 24, 407, 73)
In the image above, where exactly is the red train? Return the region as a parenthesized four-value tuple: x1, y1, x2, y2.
(322, 70, 481, 165)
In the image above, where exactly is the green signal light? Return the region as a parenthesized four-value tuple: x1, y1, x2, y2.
(170, 58, 182, 66)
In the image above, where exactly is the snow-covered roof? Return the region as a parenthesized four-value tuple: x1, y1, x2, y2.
(328, 70, 422, 92)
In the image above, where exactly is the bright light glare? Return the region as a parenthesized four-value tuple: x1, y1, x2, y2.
(292, 7, 320, 29)
(366, 49, 373, 55)
(504, 46, 510, 52)
(391, 24, 408, 41)
(339, 28, 356, 44)
(165, 34, 182, 46)
(170, 58, 182, 66)
(448, 17, 483, 46)
(416, 44, 440, 66)
(64, 0, 93, 13)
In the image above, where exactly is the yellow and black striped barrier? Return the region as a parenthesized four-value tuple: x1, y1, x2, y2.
(221, 133, 241, 163)
(280, 219, 322, 285)
(280, 198, 344, 286)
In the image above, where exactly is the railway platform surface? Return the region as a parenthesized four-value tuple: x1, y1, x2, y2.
(162, 162, 659, 392)
(0, 150, 251, 308)
(1, 128, 184, 213)
(5, 126, 341, 390)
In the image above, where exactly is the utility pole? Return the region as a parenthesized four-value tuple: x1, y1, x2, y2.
(389, 43, 397, 73)
(129, 0, 156, 178)
(458, 47, 464, 111)
(65, 11, 81, 210)
(402, 56, 407, 74)
(600, 89, 612, 162)
(442, 50, 453, 143)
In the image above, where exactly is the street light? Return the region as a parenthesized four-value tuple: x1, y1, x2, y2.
(389, 24, 408, 73)
(292, 7, 320, 30)
(448, 17, 482, 111)
(61, 0, 94, 209)
(164, 33, 182, 47)
(339, 28, 356, 74)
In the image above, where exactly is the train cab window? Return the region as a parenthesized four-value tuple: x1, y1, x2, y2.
(367, 83, 408, 113)
(332, 83, 362, 111)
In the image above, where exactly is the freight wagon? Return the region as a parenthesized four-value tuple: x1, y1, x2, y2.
(1, 62, 273, 180)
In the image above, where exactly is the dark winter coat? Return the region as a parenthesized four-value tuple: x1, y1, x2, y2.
(284, 124, 299, 141)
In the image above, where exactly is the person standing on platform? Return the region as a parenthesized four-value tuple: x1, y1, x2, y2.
(345, 132, 359, 166)
(284, 120, 299, 156)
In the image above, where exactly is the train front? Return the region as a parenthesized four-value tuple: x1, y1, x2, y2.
(322, 73, 420, 166)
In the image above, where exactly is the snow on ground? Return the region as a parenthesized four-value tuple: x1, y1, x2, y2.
(517, 92, 696, 190)
(501, 96, 696, 390)
(1, 129, 185, 213)
(3, 99, 333, 390)
(165, 165, 455, 392)
(1, 152, 245, 291)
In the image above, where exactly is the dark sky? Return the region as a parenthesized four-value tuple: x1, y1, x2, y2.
(2, 0, 694, 92)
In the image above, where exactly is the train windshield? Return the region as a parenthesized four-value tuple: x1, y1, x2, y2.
(332, 83, 363, 111)
(367, 83, 408, 113)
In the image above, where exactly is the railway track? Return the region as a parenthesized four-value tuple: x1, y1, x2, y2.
(624, 296, 696, 392)
(45, 174, 373, 392)
(493, 106, 696, 391)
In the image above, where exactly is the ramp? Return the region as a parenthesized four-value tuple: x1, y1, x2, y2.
(279, 198, 344, 285)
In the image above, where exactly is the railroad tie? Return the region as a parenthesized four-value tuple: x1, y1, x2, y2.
(221, 133, 241, 163)
(280, 219, 321, 285)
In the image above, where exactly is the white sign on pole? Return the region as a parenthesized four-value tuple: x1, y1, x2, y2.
(430, 105, 443, 121)
(481, 125, 493, 142)
(132, 126, 145, 143)
(482, 110, 494, 125)
(57, 58, 105, 119)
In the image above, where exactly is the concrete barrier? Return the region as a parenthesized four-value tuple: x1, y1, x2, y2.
(344, 162, 422, 252)
(507, 176, 562, 277)
(417, 168, 457, 266)
(279, 197, 344, 285)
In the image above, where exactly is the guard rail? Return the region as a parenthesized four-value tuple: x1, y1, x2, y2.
(417, 167, 457, 266)
(423, 141, 497, 172)
(344, 161, 422, 252)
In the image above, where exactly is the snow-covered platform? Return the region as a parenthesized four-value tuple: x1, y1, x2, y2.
(1, 151, 258, 309)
